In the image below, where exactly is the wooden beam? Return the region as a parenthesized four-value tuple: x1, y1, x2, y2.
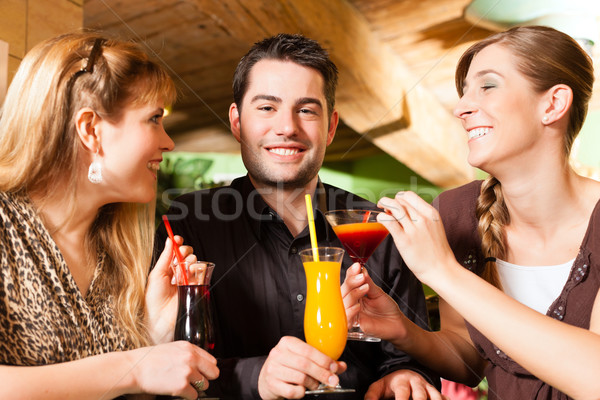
(225, 0, 474, 187)
(0, 40, 8, 106)
(85, 0, 475, 187)
(369, 85, 473, 188)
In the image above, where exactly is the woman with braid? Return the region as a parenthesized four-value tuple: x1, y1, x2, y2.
(342, 26, 600, 399)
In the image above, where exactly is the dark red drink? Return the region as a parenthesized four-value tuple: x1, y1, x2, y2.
(333, 222, 389, 264)
(174, 284, 214, 351)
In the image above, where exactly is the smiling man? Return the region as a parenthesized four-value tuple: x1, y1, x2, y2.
(155, 34, 440, 400)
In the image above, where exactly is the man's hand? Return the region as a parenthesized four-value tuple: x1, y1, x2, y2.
(365, 370, 447, 400)
(341, 263, 409, 344)
(257, 336, 347, 399)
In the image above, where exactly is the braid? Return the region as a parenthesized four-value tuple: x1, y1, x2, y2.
(476, 177, 509, 289)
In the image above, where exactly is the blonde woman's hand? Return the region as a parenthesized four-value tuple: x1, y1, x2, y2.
(377, 192, 455, 287)
(129, 341, 219, 399)
(146, 236, 196, 344)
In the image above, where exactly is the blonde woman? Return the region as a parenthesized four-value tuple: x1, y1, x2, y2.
(343, 26, 600, 399)
(0, 32, 218, 399)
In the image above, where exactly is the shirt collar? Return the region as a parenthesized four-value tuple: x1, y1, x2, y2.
(313, 180, 337, 243)
(237, 175, 271, 239)
(239, 175, 335, 242)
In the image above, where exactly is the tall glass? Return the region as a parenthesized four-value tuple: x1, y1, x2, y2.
(300, 247, 354, 395)
(324, 210, 389, 342)
(174, 261, 216, 399)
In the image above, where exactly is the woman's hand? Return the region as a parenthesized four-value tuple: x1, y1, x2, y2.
(130, 341, 219, 399)
(145, 236, 196, 344)
(377, 192, 456, 287)
(341, 263, 409, 344)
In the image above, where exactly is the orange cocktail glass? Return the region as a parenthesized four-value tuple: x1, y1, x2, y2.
(325, 210, 389, 342)
(300, 247, 354, 395)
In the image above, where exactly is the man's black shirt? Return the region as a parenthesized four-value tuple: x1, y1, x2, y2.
(154, 175, 439, 399)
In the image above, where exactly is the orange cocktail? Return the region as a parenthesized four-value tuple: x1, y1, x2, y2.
(303, 260, 347, 359)
(300, 247, 354, 394)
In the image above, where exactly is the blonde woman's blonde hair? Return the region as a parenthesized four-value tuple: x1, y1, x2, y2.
(0, 31, 177, 346)
(455, 26, 594, 288)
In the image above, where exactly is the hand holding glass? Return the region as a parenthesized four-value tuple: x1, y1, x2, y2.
(300, 247, 354, 395)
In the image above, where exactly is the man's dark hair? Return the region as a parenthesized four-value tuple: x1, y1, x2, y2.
(232, 33, 338, 118)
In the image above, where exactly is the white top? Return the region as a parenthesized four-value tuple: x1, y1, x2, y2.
(496, 258, 574, 315)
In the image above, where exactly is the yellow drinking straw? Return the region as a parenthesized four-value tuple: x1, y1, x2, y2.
(305, 194, 320, 261)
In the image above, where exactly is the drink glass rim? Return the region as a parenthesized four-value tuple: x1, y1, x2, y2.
(173, 260, 215, 267)
(325, 209, 384, 214)
(173, 260, 215, 286)
(298, 246, 344, 257)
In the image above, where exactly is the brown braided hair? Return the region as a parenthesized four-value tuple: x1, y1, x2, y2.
(455, 26, 594, 287)
(475, 177, 508, 288)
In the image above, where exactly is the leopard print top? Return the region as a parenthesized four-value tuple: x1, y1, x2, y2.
(0, 191, 134, 366)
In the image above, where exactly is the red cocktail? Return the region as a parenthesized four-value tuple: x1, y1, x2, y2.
(325, 210, 389, 342)
(331, 222, 389, 265)
(174, 284, 215, 351)
(174, 261, 216, 353)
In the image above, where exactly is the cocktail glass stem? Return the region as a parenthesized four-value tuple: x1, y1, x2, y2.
(346, 263, 381, 342)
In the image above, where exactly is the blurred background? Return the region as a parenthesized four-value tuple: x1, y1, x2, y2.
(2, 1, 600, 398)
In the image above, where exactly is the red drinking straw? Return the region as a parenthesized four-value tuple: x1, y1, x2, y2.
(362, 210, 371, 223)
(162, 215, 189, 285)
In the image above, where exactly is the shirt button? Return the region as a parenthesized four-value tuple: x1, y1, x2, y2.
(296, 294, 304, 302)
(290, 247, 298, 254)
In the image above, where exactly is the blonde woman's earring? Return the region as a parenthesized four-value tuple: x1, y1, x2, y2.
(88, 150, 103, 184)
(542, 115, 549, 123)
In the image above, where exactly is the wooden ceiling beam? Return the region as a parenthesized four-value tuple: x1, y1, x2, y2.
(369, 84, 474, 188)
(86, 0, 475, 187)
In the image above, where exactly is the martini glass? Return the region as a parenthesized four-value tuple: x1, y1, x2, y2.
(324, 209, 389, 342)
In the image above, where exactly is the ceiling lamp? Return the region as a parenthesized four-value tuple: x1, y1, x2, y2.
(464, 0, 600, 55)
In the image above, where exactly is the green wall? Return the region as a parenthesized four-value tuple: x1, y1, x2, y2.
(322, 155, 442, 203)
(576, 109, 600, 169)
